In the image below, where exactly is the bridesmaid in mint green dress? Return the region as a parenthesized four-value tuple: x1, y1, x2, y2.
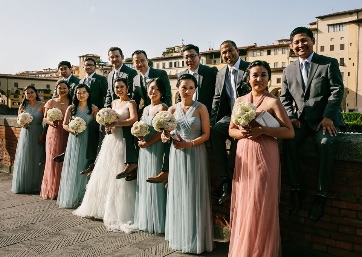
(12, 86, 45, 193)
(57, 84, 98, 208)
(134, 78, 168, 234)
(164, 74, 213, 254)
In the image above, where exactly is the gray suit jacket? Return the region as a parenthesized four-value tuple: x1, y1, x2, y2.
(105, 65, 137, 108)
(280, 53, 344, 130)
(131, 67, 172, 111)
(210, 59, 250, 126)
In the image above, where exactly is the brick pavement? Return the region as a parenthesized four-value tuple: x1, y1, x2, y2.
(0, 172, 228, 257)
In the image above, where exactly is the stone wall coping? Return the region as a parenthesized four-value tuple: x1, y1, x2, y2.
(1, 115, 362, 162)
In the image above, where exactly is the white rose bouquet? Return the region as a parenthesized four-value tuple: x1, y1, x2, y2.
(47, 108, 63, 122)
(131, 121, 150, 140)
(152, 111, 177, 132)
(68, 117, 87, 135)
(96, 108, 119, 126)
(17, 112, 33, 127)
(231, 101, 257, 127)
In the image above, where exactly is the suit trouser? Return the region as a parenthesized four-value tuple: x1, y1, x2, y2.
(283, 121, 336, 196)
(161, 142, 170, 172)
(210, 116, 237, 179)
(123, 126, 139, 164)
(86, 120, 100, 166)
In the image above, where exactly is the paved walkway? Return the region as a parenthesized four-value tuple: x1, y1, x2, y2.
(0, 172, 228, 257)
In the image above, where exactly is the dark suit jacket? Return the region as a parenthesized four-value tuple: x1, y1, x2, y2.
(52, 75, 80, 99)
(131, 67, 172, 111)
(105, 65, 137, 108)
(210, 59, 250, 126)
(280, 53, 344, 130)
(177, 64, 218, 115)
(79, 73, 108, 109)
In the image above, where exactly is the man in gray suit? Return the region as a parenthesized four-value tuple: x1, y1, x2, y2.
(177, 44, 218, 115)
(130, 50, 172, 184)
(105, 47, 138, 180)
(280, 27, 344, 221)
(210, 40, 250, 204)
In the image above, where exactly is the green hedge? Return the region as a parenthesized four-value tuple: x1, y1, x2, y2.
(342, 112, 362, 133)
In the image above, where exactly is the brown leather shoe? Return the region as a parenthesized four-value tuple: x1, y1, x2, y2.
(80, 163, 95, 175)
(146, 171, 168, 183)
(116, 163, 138, 179)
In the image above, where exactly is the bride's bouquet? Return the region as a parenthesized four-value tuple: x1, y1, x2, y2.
(96, 108, 119, 126)
(17, 112, 33, 127)
(131, 121, 150, 139)
(231, 101, 257, 127)
(69, 117, 87, 135)
(47, 108, 63, 122)
(152, 111, 177, 132)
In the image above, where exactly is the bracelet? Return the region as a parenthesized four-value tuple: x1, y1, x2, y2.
(191, 140, 195, 147)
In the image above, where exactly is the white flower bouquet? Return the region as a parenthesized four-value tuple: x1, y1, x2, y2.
(69, 117, 87, 135)
(96, 108, 119, 126)
(17, 112, 33, 127)
(131, 121, 150, 139)
(47, 108, 63, 122)
(231, 101, 257, 127)
(152, 111, 177, 132)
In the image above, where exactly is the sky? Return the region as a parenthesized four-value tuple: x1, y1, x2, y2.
(0, 0, 361, 74)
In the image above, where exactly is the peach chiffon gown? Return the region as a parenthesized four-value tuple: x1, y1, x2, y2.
(40, 99, 69, 199)
(228, 92, 280, 257)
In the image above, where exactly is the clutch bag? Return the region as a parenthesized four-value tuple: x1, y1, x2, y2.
(255, 111, 280, 127)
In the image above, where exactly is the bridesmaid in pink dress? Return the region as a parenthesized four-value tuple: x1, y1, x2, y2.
(228, 61, 294, 257)
(40, 79, 71, 199)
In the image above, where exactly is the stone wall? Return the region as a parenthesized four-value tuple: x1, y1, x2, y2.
(1, 115, 362, 256)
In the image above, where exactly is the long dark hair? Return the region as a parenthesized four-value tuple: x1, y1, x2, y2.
(146, 77, 166, 102)
(71, 84, 92, 115)
(20, 85, 41, 110)
(55, 79, 72, 105)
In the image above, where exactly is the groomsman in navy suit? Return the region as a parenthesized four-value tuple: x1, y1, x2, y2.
(129, 50, 172, 184)
(78, 57, 108, 175)
(280, 27, 344, 221)
(105, 47, 138, 181)
(52, 61, 80, 98)
(176, 44, 218, 115)
(210, 40, 250, 204)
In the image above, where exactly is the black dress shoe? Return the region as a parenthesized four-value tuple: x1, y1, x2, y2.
(289, 190, 305, 215)
(125, 170, 137, 181)
(308, 195, 327, 221)
(218, 182, 231, 205)
(80, 163, 95, 175)
(53, 152, 65, 163)
(116, 163, 138, 179)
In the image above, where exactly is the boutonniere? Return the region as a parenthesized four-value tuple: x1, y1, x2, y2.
(139, 99, 145, 110)
(198, 75, 203, 88)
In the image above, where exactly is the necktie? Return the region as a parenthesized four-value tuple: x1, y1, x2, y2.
(301, 60, 310, 90)
(192, 72, 198, 101)
(86, 77, 91, 87)
(143, 76, 148, 89)
(230, 68, 237, 107)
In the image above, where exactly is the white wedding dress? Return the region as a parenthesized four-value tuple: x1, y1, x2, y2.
(73, 101, 137, 233)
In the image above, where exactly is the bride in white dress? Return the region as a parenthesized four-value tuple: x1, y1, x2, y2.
(73, 77, 138, 233)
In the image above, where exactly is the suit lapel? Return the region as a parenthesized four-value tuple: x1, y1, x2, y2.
(305, 55, 319, 92)
(294, 61, 305, 95)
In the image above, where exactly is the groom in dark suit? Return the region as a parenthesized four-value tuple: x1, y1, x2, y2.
(130, 50, 172, 183)
(280, 27, 344, 221)
(105, 47, 138, 180)
(210, 40, 250, 204)
(78, 57, 108, 174)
